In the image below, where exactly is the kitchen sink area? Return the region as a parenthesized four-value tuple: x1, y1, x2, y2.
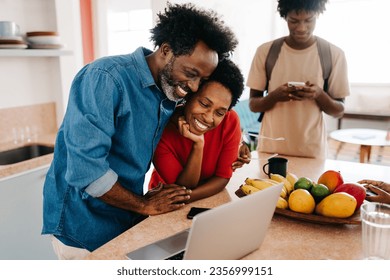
(0, 103, 58, 177)
(0, 144, 54, 165)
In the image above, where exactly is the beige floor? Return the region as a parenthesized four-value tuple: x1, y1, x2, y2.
(327, 137, 390, 166)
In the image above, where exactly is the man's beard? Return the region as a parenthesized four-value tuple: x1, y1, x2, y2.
(159, 57, 183, 102)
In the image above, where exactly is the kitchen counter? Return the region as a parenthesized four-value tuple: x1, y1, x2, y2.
(85, 152, 390, 260)
(0, 133, 56, 178)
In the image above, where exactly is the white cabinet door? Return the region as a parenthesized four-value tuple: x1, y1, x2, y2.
(0, 165, 57, 260)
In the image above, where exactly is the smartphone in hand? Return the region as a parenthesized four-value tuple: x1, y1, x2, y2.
(187, 207, 211, 219)
(287, 81, 305, 88)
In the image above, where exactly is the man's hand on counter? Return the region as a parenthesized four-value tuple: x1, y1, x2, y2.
(143, 182, 192, 215)
(99, 181, 191, 216)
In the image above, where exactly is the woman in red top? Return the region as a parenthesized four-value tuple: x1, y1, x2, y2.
(149, 59, 245, 202)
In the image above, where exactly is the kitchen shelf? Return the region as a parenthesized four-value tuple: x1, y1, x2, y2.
(0, 49, 73, 57)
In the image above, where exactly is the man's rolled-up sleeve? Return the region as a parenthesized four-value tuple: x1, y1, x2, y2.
(85, 168, 118, 197)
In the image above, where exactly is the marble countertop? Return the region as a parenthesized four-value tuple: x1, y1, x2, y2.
(86, 152, 390, 260)
(0, 133, 56, 179)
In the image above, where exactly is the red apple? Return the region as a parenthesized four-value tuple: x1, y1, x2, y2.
(333, 182, 366, 210)
(317, 170, 344, 193)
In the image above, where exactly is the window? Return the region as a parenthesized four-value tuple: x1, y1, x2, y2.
(314, 0, 390, 83)
(107, 9, 153, 55)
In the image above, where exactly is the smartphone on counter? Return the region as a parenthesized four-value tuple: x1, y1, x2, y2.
(187, 207, 211, 219)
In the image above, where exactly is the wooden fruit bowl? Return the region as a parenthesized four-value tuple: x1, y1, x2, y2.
(235, 187, 361, 225)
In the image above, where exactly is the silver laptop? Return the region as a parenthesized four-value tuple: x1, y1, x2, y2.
(126, 183, 283, 260)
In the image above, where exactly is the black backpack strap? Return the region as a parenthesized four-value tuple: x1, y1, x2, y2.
(258, 37, 286, 122)
(316, 36, 332, 92)
(265, 37, 286, 84)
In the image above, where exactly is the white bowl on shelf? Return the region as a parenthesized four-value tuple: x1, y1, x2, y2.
(27, 35, 61, 45)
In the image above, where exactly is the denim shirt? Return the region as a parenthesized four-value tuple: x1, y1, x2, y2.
(42, 47, 176, 251)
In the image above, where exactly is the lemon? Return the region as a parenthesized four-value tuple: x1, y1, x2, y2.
(288, 189, 315, 214)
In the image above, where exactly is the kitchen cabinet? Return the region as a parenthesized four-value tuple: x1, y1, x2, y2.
(0, 165, 57, 259)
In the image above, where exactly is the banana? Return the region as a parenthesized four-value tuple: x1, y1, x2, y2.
(270, 173, 293, 195)
(262, 178, 280, 185)
(279, 187, 287, 199)
(286, 172, 299, 188)
(240, 184, 260, 195)
(245, 177, 276, 190)
(246, 177, 287, 198)
(276, 196, 288, 209)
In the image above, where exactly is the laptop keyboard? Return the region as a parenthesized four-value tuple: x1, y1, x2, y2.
(166, 250, 185, 260)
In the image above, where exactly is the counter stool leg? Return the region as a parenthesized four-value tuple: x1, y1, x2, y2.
(360, 145, 371, 163)
(367, 145, 372, 162)
(335, 142, 344, 160)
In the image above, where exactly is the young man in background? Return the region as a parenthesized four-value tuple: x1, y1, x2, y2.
(247, 0, 350, 159)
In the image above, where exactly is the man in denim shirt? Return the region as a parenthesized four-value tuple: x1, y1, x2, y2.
(42, 3, 239, 259)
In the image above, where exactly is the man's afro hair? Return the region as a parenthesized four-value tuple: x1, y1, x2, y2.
(150, 2, 238, 60)
(277, 0, 328, 18)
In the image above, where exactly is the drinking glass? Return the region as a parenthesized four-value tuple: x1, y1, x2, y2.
(361, 202, 390, 260)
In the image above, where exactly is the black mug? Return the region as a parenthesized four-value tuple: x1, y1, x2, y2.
(262, 157, 288, 178)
